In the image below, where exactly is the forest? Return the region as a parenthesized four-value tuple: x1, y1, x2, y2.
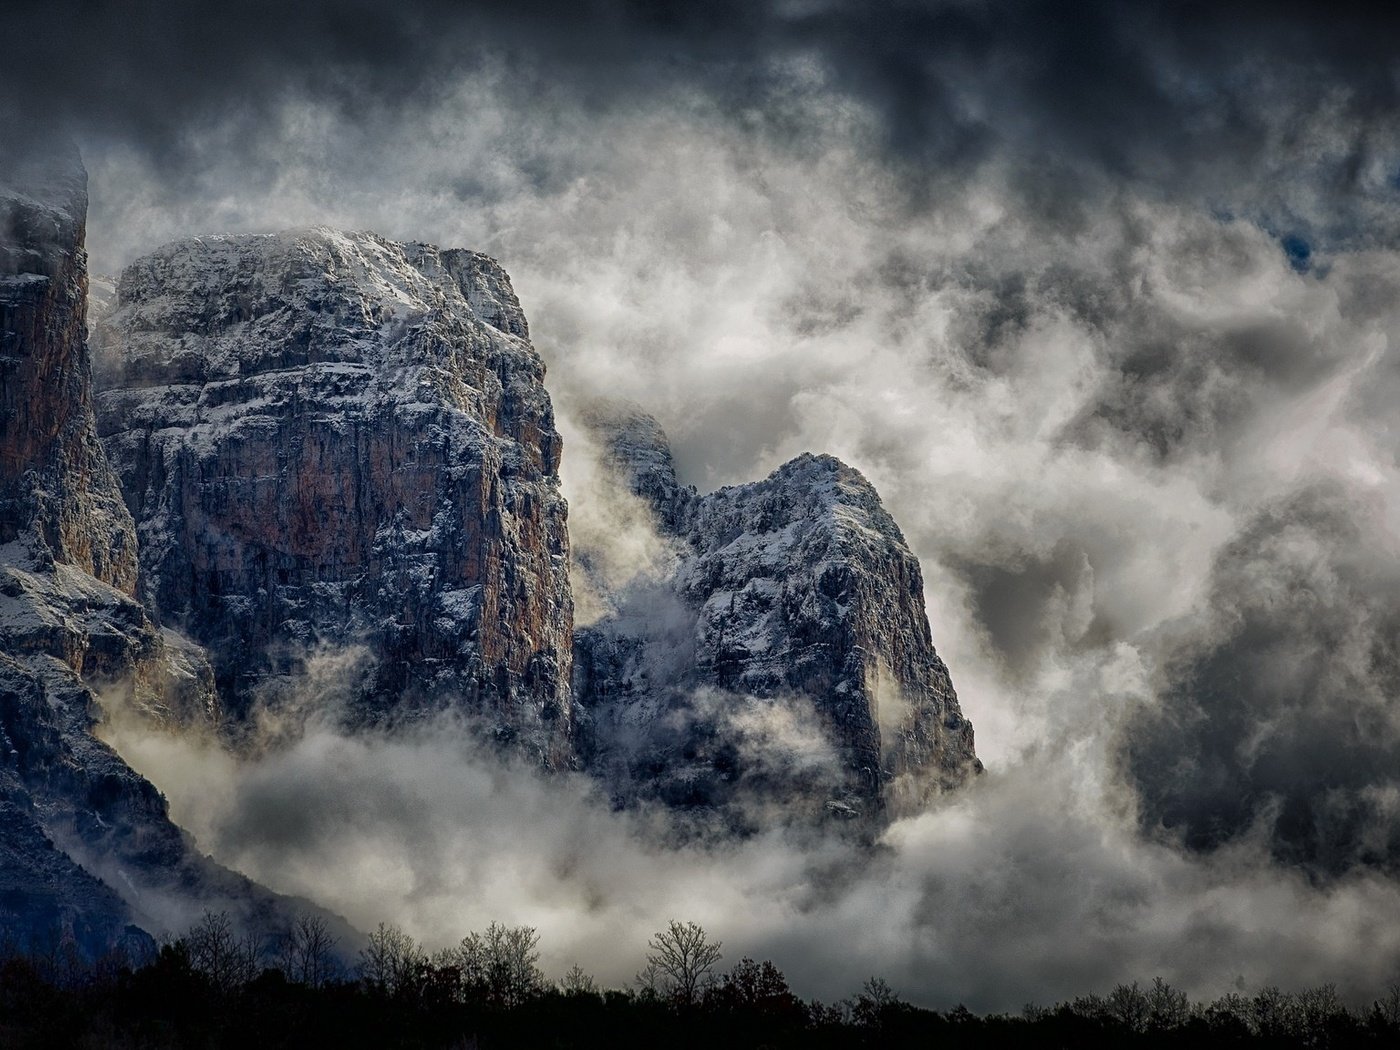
(2, 914, 1399, 1048)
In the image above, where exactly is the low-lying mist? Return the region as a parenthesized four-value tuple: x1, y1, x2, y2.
(74, 22, 1400, 1013)
(98, 656, 1400, 1014)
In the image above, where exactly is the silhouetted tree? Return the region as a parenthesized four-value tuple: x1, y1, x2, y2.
(1375, 982, 1400, 1027)
(1203, 990, 1250, 1033)
(710, 957, 800, 1014)
(852, 976, 903, 1028)
(1068, 991, 1109, 1022)
(1107, 980, 1151, 1032)
(1295, 983, 1350, 1044)
(0, 935, 1392, 1050)
(561, 963, 599, 996)
(276, 913, 339, 988)
(1146, 976, 1191, 1030)
(643, 920, 722, 1006)
(1251, 985, 1292, 1039)
(358, 921, 426, 997)
(185, 910, 261, 992)
(441, 922, 544, 1007)
(807, 997, 852, 1028)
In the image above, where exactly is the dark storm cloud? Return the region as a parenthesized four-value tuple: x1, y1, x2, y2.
(949, 539, 1098, 678)
(40, 0, 1400, 1008)
(1065, 281, 1354, 464)
(1126, 481, 1400, 875)
(7, 1, 1400, 210)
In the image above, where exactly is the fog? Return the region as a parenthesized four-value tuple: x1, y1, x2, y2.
(17, 0, 1400, 1011)
(102, 676, 1400, 1011)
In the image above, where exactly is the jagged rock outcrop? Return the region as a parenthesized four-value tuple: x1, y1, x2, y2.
(577, 404, 693, 535)
(0, 149, 331, 956)
(3, 142, 981, 948)
(0, 147, 136, 593)
(574, 405, 980, 827)
(93, 230, 574, 766)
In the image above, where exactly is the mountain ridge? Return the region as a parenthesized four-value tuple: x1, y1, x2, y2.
(1, 150, 979, 947)
(0, 149, 350, 955)
(572, 402, 980, 827)
(92, 226, 575, 763)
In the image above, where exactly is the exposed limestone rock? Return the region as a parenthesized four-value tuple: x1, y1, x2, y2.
(0, 146, 136, 594)
(577, 402, 694, 535)
(0, 149, 318, 955)
(93, 230, 574, 766)
(573, 405, 980, 827)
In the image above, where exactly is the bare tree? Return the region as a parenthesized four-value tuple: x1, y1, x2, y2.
(447, 931, 488, 994)
(560, 964, 599, 996)
(186, 910, 261, 992)
(1251, 985, 1292, 1038)
(358, 922, 426, 997)
(277, 914, 339, 988)
(1205, 991, 1252, 1033)
(1146, 976, 1190, 1030)
(446, 922, 543, 1007)
(1107, 981, 1150, 1033)
(853, 976, 902, 1027)
(1375, 983, 1400, 1027)
(486, 922, 543, 1007)
(1295, 983, 1344, 1043)
(643, 920, 722, 1006)
(634, 960, 665, 1000)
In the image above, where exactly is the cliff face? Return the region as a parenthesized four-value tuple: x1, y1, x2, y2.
(0, 148, 136, 593)
(0, 150, 301, 955)
(573, 406, 980, 827)
(2, 141, 983, 948)
(93, 231, 574, 765)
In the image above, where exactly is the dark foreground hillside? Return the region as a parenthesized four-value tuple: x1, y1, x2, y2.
(2, 918, 1399, 1049)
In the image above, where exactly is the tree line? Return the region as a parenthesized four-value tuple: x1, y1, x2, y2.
(2, 913, 1400, 1047)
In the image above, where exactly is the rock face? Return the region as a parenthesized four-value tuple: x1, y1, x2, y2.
(0, 149, 311, 955)
(93, 231, 574, 765)
(3, 143, 981, 949)
(0, 147, 135, 593)
(573, 405, 980, 827)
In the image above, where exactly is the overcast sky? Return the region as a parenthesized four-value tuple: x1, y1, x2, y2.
(16, 0, 1400, 1010)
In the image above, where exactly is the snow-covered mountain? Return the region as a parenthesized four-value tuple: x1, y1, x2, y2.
(1, 148, 979, 948)
(0, 150, 339, 954)
(92, 229, 575, 764)
(574, 405, 980, 828)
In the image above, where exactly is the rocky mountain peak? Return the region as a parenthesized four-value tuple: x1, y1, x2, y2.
(1, 149, 137, 594)
(577, 400, 692, 534)
(93, 227, 575, 764)
(0, 148, 322, 956)
(573, 404, 980, 827)
(2, 150, 982, 947)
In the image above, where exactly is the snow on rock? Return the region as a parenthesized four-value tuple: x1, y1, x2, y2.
(1, 147, 324, 955)
(93, 228, 575, 766)
(0, 145, 137, 594)
(573, 405, 981, 829)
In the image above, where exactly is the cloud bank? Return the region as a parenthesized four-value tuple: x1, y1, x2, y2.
(24, 0, 1400, 1011)
(103, 698, 1400, 1012)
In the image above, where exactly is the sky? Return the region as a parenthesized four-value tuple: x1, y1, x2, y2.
(12, 0, 1400, 1011)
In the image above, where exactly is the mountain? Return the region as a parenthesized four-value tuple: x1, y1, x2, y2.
(86, 230, 979, 823)
(573, 404, 981, 828)
(0, 148, 337, 955)
(1, 145, 979, 945)
(92, 229, 575, 765)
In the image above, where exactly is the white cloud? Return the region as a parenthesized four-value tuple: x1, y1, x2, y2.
(83, 61, 1400, 1008)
